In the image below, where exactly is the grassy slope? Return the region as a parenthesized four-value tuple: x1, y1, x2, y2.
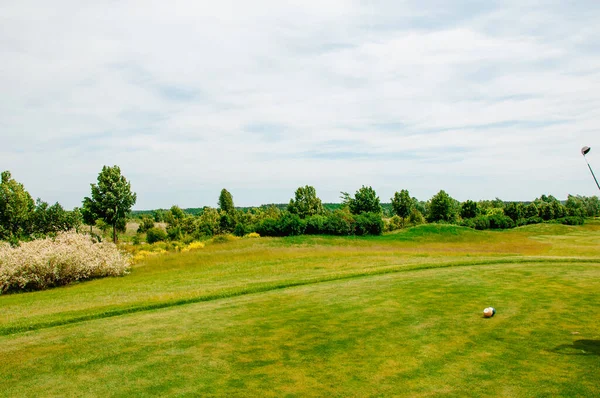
(1, 222, 600, 396)
(0, 224, 557, 334)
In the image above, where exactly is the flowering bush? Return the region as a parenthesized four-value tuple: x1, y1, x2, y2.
(0, 232, 130, 293)
(180, 241, 205, 253)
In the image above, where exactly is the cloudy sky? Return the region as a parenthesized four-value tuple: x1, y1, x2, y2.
(2, 1, 599, 209)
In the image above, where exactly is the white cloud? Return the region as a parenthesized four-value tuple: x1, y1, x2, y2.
(1, 0, 599, 208)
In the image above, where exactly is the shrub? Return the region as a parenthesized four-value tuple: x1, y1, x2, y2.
(211, 234, 239, 244)
(520, 216, 543, 226)
(554, 216, 585, 226)
(233, 222, 248, 237)
(488, 214, 515, 229)
(136, 217, 155, 233)
(146, 227, 167, 244)
(255, 217, 280, 237)
(460, 216, 490, 230)
(305, 215, 328, 234)
(385, 215, 404, 232)
(180, 241, 205, 253)
(408, 208, 425, 226)
(325, 210, 355, 235)
(0, 232, 130, 293)
(166, 225, 182, 241)
(277, 213, 306, 236)
(354, 212, 384, 235)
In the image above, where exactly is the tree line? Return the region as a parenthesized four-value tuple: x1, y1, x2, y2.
(2, 166, 599, 245)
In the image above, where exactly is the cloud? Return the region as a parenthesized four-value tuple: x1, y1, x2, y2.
(1, 0, 599, 208)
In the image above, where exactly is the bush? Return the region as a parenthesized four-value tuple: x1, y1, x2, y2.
(408, 208, 425, 226)
(519, 216, 543, 226)
(166, 225, 182, 241)
(277, 213, 305, 236)
(354, 212, 384, 235)
(305, 215, 328, 234)
(233, 223, 248, 237)
(146, 227, 167, 244)
(255, 217, 280, 237)
(554, 216, 585, 226)
(211, 234, 239, 244)
(488, 214, 515, 229)
(461, 216, 490, 230)
(385, 215, 404, 232)
(136, 217, 155, 233)
(0, 232, 130, 293)
(325, 210, 355, 235)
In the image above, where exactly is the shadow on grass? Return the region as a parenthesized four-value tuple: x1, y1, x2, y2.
(551, 340, 600, 356)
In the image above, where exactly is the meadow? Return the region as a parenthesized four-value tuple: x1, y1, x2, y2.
(1, 222, 599, 396)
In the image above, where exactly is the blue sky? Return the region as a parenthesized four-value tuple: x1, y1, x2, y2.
(1, 0, 599, 209)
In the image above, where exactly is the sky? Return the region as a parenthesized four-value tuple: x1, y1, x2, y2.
(1, 0, 600, 210)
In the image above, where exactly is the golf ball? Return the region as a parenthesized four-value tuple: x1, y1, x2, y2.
(483, 307, 496, 318)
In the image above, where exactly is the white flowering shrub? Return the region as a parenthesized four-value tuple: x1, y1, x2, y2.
(0, 232, 130, 293)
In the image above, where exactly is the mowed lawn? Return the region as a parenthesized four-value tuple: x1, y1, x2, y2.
(1, 223, 600, 396)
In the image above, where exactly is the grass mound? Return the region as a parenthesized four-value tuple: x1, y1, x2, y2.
(383, 223, 483, 241)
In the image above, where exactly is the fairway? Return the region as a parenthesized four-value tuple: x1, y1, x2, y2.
(1, 224, 600, 396)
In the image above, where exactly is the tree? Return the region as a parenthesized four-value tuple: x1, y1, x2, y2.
(503, 202, 524, 222)
(341, 186, 382, 215)
(524, 202, 539, 218)
(391, 189, 413, 220)
(427, 190, 458, 223)
(84, 165, 137, 243)
(32, 199, 73, 235)
(137, 216, 155, 233)
(218, 189, 237, 233)
(0, 171, 35, 241)
(81, 197, 98, 233)
(287, 185, 324, 219)
(460, 200, 479, 219)
(218, 189, 235, 214)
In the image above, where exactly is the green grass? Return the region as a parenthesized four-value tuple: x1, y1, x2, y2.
(1, 222, 600, 396)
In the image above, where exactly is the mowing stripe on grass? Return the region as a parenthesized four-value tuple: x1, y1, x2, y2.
(2, 257, 598, 336)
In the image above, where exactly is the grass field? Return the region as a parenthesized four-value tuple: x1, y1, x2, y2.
(1, 222, 599, 396)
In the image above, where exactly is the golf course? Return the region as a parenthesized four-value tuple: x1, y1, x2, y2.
(1, 221, 599, 397)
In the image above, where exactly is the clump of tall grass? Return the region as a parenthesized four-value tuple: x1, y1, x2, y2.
(0, 232, 130, 294)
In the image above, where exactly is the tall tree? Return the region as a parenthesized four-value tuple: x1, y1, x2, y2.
(341, 186, 382, 215)
(287, 185, 324, 219)
(391, 189, 413, 220)
(218, 189, 235, 214)
(427, 190, 459, 223)
(84, 165, 136, 243)
(0, 170, 35, 241)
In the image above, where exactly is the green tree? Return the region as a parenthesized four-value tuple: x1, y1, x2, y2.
(287, 185, 324, 219)
(137, 216, 155, 233)
(81, 197, 98, 233)
(503, 202, 524, 222)
(427, 190, 459, 223)
(460, 200, 479, 219)
(218, 189, 235, 214)
(32, 199, 74, 235)
(524, 202, 539, 218)
(84, 165, 137, 243)
(391, 189, 413, 220)
(0, 171, 35, 241)
(341, 186, 382, 215)
(170, 205, 186, 221)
